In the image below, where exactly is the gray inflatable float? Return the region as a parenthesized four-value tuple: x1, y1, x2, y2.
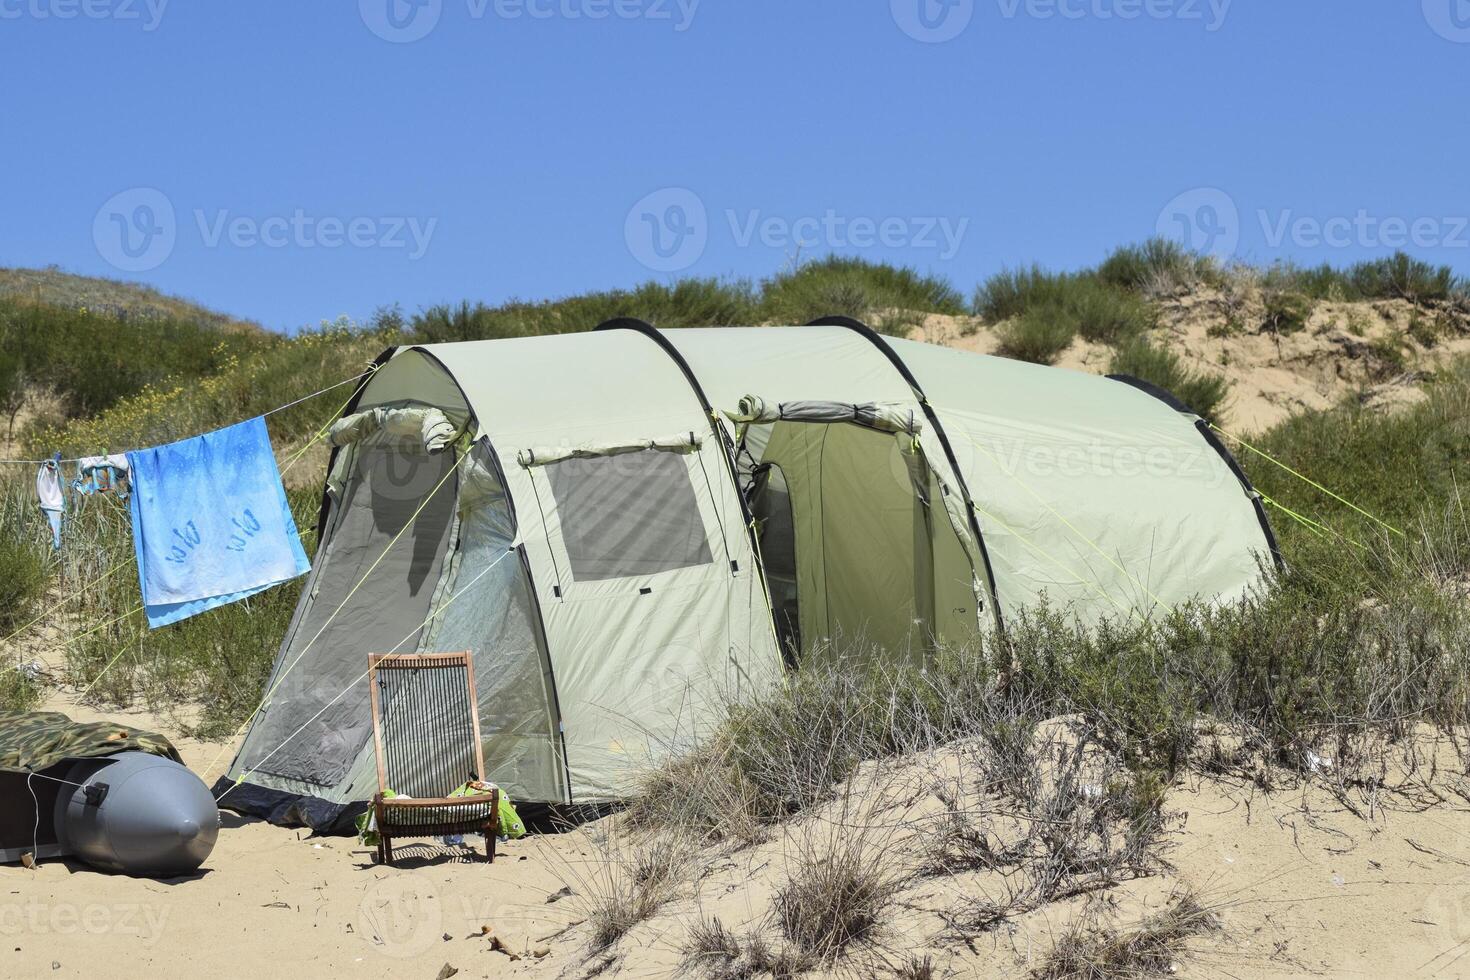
(0, 752, 219, 877)
(55, 752, 220, 876)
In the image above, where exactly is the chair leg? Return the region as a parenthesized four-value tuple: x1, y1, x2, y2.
(383, 835, 394, 866)
(484, 822, 496, 863)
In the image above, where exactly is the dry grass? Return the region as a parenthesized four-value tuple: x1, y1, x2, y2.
(772, 830, 900, 964)
(557, 826, 698, 954)
(928, 726, 1174, 939)
(1035, 889, 1219, 980)
(683, 917, 812, 980)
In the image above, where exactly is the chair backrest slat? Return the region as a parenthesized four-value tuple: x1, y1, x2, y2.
(368, 652, 484, 799)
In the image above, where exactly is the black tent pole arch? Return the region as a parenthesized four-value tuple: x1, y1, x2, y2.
(1106, 373, 1284, 571)
(806, 315, 1006, 636)
(593, 318, 789, 663)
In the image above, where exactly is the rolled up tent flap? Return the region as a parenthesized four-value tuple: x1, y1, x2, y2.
(730, 395, 921, 434)
(328, 406, 458, 454)
(515, 432, 702, 468)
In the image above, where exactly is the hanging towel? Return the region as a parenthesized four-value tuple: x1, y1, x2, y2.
(36, 460, 64, 549)
(127, 417, 310, 628)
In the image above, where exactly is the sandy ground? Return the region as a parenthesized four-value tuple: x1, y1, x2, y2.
(7, 680, 1470, 980)
(4, 687, 594, 980)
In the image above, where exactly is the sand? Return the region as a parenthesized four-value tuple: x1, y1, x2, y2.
(7, 681, 1470, 979)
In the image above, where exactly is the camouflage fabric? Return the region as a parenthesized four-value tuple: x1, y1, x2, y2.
(0, 710, 183, 774)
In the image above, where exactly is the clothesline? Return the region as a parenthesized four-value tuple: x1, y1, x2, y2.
(0, 368, 376, 466)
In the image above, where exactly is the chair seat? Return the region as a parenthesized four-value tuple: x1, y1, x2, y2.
(378, 792, 497, 831)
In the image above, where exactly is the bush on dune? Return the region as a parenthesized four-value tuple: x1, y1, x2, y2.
(1107, 336, 1230, 424)
(759, 256, 966, 333)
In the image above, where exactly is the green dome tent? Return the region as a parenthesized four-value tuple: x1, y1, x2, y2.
(216, 319, 1276, 827)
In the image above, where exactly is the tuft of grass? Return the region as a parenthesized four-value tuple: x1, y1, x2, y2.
(996, 309, 1078, 364)
(1096, 239, 1215, 297)
(760, 256, 966, 335)
(565, 830, 696, 954)
(1260, 289, 1314, 336)
(1107, 337, 1231, 423)
(975, 265, 1077, 323)
(682, 917, 811, 980)
(1035, 889, 1219, 980)
(772, 829, 899, 965)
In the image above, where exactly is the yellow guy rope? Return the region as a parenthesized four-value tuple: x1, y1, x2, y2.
(0, 560, 134, 650)
(1209, 422, 1404, 539)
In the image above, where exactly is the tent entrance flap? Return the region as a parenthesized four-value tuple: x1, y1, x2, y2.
(747, 417, 951, 663)
(234, 438, 457, 789)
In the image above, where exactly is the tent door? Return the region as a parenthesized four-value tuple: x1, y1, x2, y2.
(750, 463, 800, 666)
(747, 419, 938, 665)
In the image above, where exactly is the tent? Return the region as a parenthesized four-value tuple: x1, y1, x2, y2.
(217, 318, 1277, 827)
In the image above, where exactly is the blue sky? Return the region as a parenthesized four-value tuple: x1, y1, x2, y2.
(2, 1, 1466, 331)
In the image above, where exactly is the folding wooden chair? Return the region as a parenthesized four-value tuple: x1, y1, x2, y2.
(368, 652, 499, 865)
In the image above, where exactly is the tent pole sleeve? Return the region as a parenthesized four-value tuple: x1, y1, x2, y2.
(805, 316, 1006, 636)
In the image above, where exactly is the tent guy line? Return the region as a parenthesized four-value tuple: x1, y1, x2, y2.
(211, 547, 516, 802)
(1, 376, 370, 655)
(199, 460, 461, 786)
(0, 366, 378, 466)
(1208, 422, 1404, 538)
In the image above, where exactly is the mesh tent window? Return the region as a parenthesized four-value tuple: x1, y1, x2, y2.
(545, 451, 713, 581)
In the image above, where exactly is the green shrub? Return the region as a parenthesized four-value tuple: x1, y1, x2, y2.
(1258, 254, 1459, 306)
(976, 265, 1153, 345)
(1064, 278, 1156, 344)
(28, 317, 399, 460)
(974, 265, 1078, 322)
(0, 520, 48, 637)
(0, 299, 271, 420)
(760, 257, 965, 334)
(1349, 253, 1457, 304)
(413, 278, 760, 344)
(1108, 337, 1230, 423)
(1261, 291, 1314, 335)
(995, 309, 1078, 364)
(1096, 238, 1211, 294)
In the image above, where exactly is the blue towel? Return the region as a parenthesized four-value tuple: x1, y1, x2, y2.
(128, 417, 310, 629)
